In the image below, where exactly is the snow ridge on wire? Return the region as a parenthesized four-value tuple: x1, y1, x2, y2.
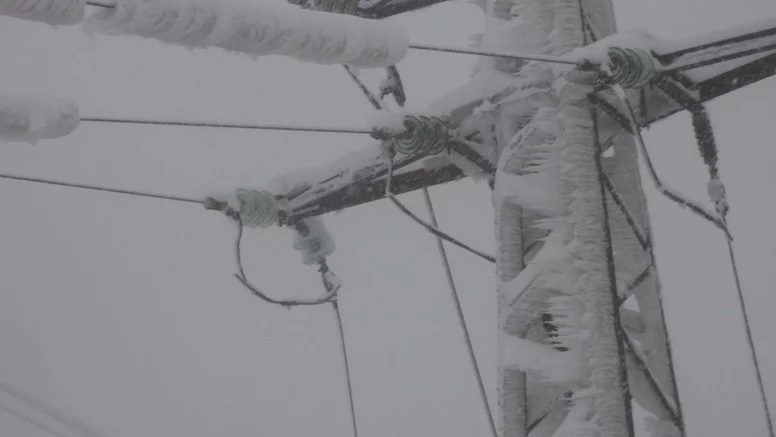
(0, 95, 80, 144)
(0, 0, 85, 25)
(84, 0, 409, 68)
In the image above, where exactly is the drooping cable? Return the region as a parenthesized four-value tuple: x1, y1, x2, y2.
(612, 86, 774, 437)
(384, 157, 495, 263)
(332, 299, 358, 437)
(341, 64, 494, 263)
(725, 237, 775, 437)
(686, 103, 775, 437)
(344, 54, 498, 437)
(421, 188, 499, 437)
(610, 86, 732, 238)
(0, 401, 73, 437)
(0, 380, 110, 437)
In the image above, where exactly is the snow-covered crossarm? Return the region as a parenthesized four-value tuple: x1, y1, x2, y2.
(355, 0, 448, 18)
(0, 95, 80, 144)
(288, 0, 449, 19)
(271, 137, 493, 222)
(84, 0, 409, 68)
(0, 0, 85, 25)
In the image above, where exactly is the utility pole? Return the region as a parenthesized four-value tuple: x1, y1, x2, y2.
(257, 1, 776, 435)
(488, 0, 683, 435)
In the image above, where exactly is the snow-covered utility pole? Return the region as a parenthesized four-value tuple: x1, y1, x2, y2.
(485, 1, 683, 436)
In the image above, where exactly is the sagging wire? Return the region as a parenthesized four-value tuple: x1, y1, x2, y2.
(206, 191, 360, 437)
(610, 85, 732, 238)
(422, 187, 500, 437)
(343, 65, 383, 110)
(204, 194, 339, 307)
(686, 100, 775, 437)
(611, 85, 775, 437)
(345, 53, 498, 437)
(0, 380, 110, 437)
(383, 154, 495, 263)
(341, 66, 494, 264)
(0, 401, 72, 437)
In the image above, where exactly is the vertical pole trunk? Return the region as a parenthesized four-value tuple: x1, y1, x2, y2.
(489, 0, 683, 436)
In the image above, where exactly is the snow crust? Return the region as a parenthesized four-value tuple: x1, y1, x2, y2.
(0, 0, 84, 25)
(500, 336, 578, 383)
(0, 95, 80, 144)
(84, 0, 409, 68)
(569, 29, 659, 66)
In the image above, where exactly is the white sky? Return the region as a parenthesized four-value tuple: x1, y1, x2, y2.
(0, 0, 774, 436)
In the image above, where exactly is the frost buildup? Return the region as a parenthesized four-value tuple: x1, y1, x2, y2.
(0, 95, 80, 144)
(84, 0, 409, 68)
(482, 0, 633, 435)
(0, 0, 85, 26)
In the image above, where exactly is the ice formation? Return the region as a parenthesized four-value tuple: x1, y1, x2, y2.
(0, 95, 80, 144)
(84, 0, 409, 68)
(292, 217, 335, 265)
(0, 0, 85, 25)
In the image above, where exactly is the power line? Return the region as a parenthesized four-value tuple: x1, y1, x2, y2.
(81, 117, 373, 135)
(331, 299, 359, 437)
(0, 173, 203, 205)
(0, 381, 108, 437)
(422, 188, 499, 437)
(0, 401, 73, 437)
(726, 238, 775, 437)
(408, 43, 579, 64)
(80, 0, 581, 67)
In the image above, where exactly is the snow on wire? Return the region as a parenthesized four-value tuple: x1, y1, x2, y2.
(0, 0, 85, 25)
(83, 0, 409, 68)
(0, 95, 80, 144)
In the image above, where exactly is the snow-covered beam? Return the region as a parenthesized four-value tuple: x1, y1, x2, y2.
(698, 51, 776, 101)
(356, 0, 449, 18)
(287, 163, 464, 220)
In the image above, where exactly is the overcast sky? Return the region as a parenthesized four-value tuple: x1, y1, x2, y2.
(0, 0, 774, 436)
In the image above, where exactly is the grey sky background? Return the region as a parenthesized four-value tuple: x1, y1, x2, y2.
(0, 0, 774, 436)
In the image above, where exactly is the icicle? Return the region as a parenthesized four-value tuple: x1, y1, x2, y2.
(0, 0, 85, 25)
(84, 0, 409, 68)
(0, 95, 79, 144)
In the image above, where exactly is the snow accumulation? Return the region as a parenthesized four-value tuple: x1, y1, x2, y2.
(0, 95, 79, 144)
(569, 29, 659, 66)
(292, 217, 335, 265)
(654, 16, 776, 55)
(84, 0, 408, 68)
(0, 0, 84, 25)
(500, 336, 578, 383)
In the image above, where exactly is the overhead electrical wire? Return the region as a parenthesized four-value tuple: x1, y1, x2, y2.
(0, 173, 202, 205)
(343, 61, 497, 437)
(81, 116, 374, 135)
(614, 86, 774, 437)
(0, 401, 73, 437)
(0, 380, 110, 437)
